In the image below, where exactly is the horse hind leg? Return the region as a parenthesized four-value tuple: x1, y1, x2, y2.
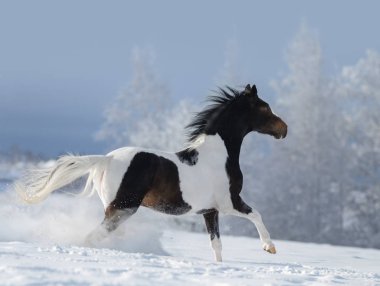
(84, 185, 147, 246)
(203, 210, 222, 262)
(85, 152, 159, 246)
(84, 206, 138, 246)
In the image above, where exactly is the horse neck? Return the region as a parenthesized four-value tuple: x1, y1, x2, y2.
(217, 119, 247, 166)
(221, 135, 244, 166)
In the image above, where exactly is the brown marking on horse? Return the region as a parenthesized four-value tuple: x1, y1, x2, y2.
(141, 154, 191, 215)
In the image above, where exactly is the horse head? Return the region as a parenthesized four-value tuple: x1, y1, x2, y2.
(201, 84, 287, 141)
(240, 84, 287, 139)
(184, 84, 287, 154)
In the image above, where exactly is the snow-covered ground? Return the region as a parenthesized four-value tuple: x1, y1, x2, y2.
(1, 230, 379, 286)
(0, 184, 379, 285)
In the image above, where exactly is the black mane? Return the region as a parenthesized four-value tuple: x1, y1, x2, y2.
(186, 86, 242, 142)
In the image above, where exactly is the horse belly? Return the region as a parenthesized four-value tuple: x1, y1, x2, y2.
(142, 188, 191, 215)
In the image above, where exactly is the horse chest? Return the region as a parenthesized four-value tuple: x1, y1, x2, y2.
(176, 161, 228, 212)
(176, 137, 233, 213)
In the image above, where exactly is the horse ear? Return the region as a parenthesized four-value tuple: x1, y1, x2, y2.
(252, 84, 257, 94)
(244, 84, 251, 94)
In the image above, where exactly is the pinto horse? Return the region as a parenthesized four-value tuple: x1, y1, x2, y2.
(15, 84, 287, 262)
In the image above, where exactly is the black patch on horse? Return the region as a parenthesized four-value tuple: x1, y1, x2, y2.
(176, 148, 199, 166)
(109, 152, 191, 216)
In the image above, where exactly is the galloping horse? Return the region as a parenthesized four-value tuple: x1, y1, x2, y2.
(15, 84, 287, 262)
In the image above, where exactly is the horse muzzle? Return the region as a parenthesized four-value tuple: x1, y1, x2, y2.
(274, 122, 287, 139)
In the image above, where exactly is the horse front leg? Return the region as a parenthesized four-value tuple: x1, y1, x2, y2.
(231, 196, 276, 254)
(203, 209, 222, 262)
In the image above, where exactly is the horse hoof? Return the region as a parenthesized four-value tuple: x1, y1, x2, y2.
(265, 246, 276, 254)
(263, 243, 276, 254)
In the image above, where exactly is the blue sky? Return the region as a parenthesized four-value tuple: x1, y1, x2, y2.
(0, 0, 379, 157)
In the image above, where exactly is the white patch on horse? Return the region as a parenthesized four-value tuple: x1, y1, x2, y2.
(211, 237, 223, 262)
(175, 135, 232, 213)
(186, 133, 206, 150)
(96, 147, 141, 209)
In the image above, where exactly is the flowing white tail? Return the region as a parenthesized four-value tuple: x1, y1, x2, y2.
(15, 154, 110, 204)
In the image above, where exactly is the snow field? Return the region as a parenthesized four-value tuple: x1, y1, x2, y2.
(0, 190, 379, 285)
(0, 231, 379, 285)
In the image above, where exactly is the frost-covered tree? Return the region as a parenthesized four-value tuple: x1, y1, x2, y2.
(214, 37, 242, 87)
(336, 50, 380, 247)
(264, 25, 380, 248)
(267, 24, 349, 242)
(339, 50, 380, 155)
(96, 47, 170, 147)
(129, 100, 197, 151)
